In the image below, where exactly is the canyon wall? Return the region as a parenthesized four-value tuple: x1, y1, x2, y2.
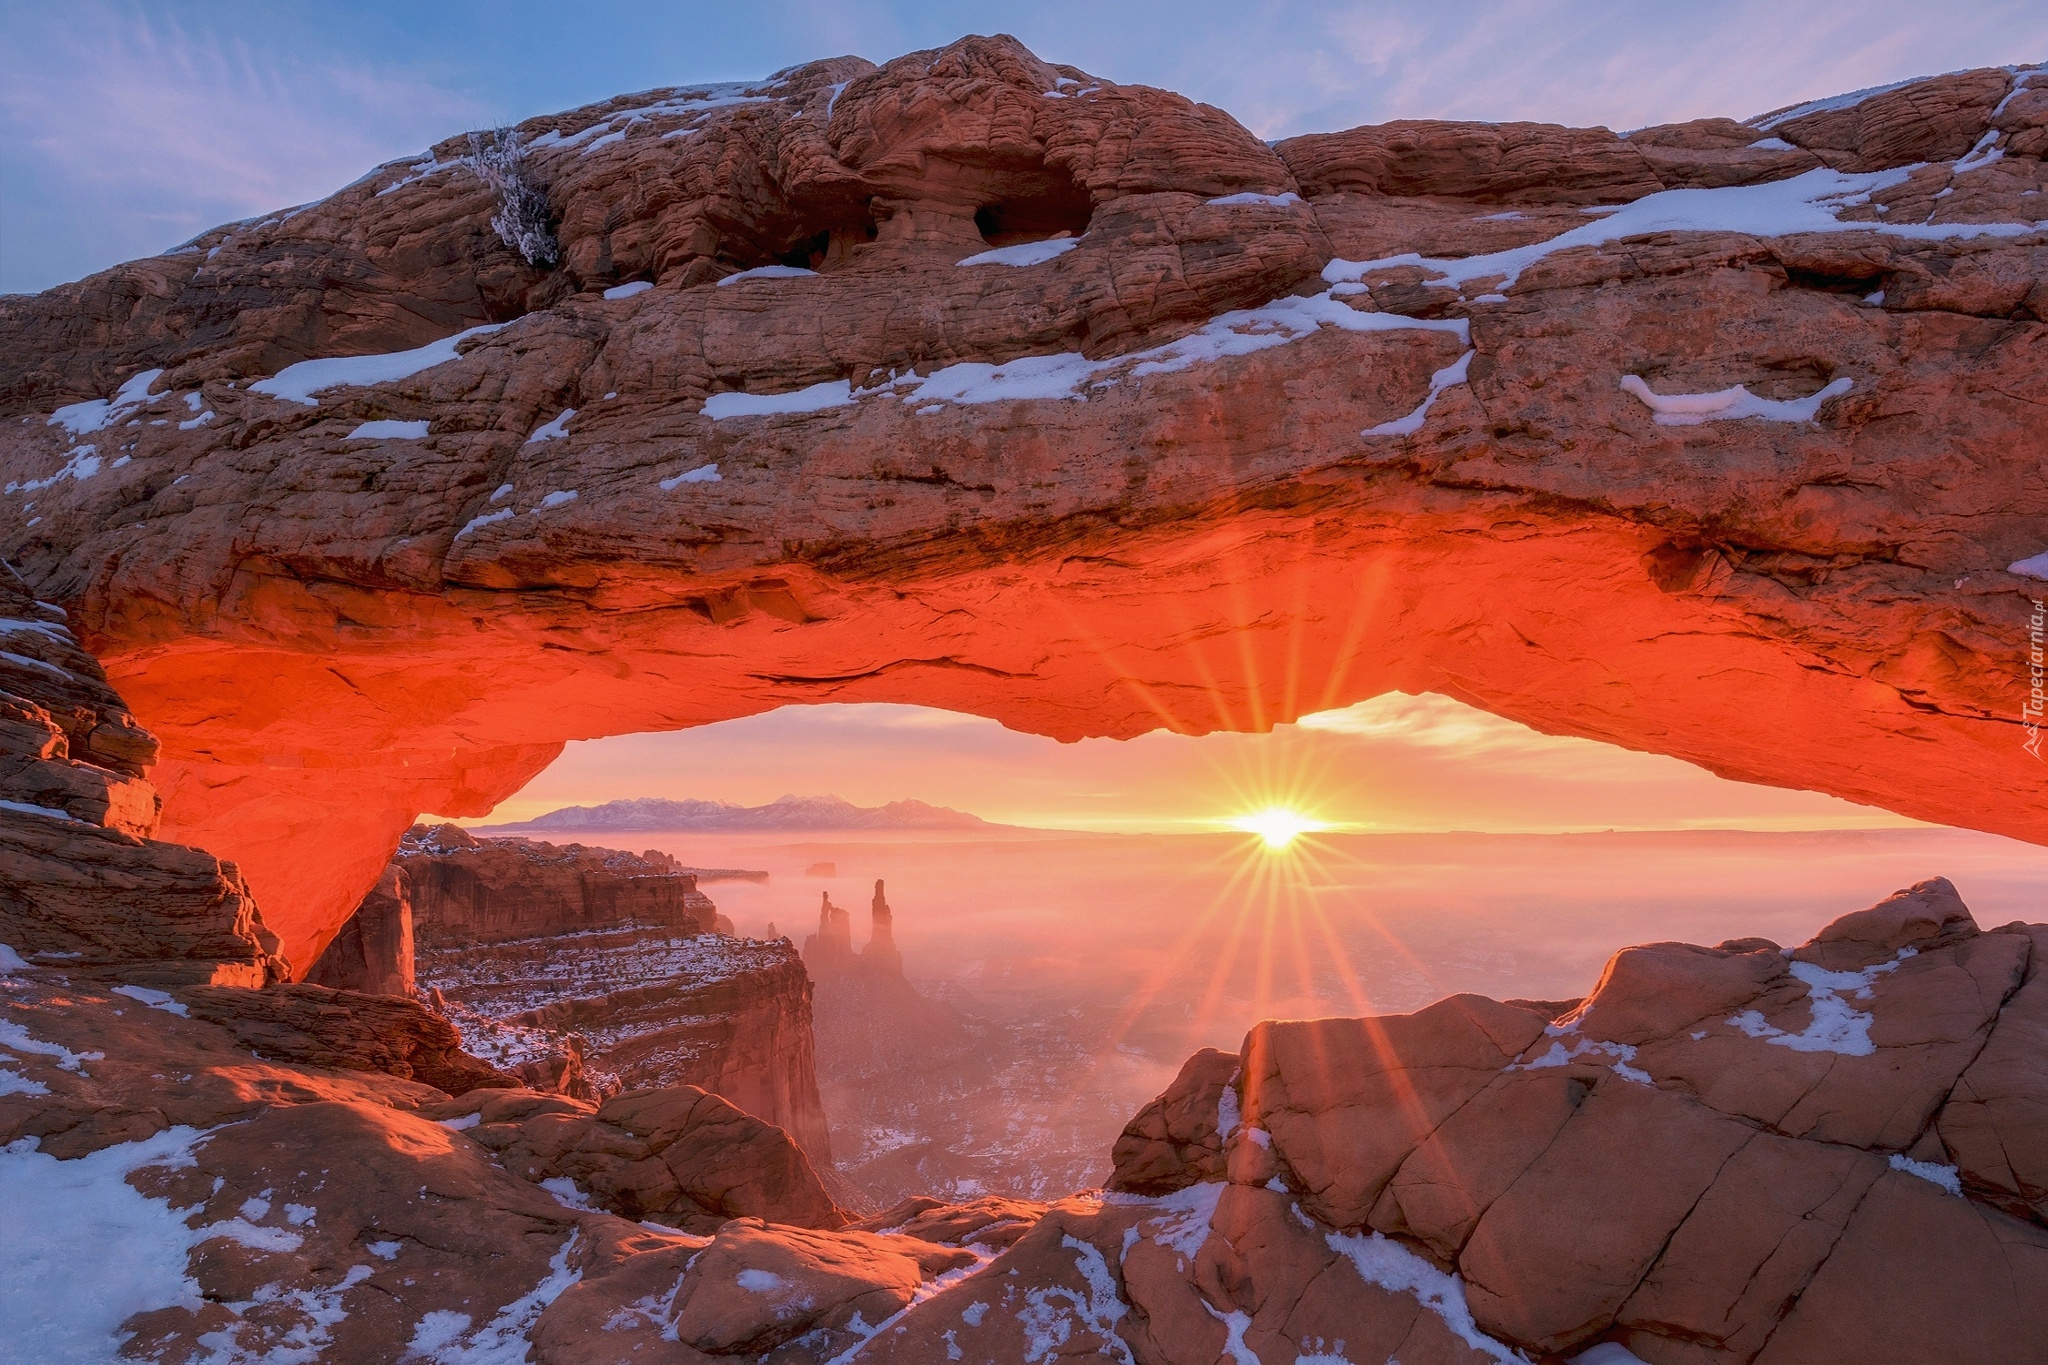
(305, 823, 835, 1165)
(0, 41, 2040, 967)
(420, 928, 836, 1168)
(400, 822, 718, 944)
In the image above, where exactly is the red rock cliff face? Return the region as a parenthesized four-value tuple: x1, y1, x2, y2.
(419, 927, 835, 1168)
(0, 571, 285, 986)
(395, 822, 717, 944)
(0, 38, 2043, 970)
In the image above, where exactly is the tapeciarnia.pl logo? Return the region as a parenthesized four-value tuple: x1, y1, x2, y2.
(2027, 598, 2045, 761)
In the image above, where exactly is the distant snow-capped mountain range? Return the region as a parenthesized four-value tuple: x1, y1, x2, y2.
(485, 794, 999, 833)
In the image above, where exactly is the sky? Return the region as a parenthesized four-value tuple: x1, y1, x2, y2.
(3, 0, 2045, 293)
(474, 695, 1925, 834)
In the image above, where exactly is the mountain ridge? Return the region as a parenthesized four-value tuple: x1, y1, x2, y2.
(482, 793, 1001, 833)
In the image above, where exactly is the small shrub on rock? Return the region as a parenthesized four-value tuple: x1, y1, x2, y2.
(466, 127, 559, 268)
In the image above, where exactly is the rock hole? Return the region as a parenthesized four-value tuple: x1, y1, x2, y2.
(752, 205, 879, 273)
(972, 173, 1093, 247)
(1782, 265, 1884, 295)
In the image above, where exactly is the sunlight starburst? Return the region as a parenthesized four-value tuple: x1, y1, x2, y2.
(1229, 806, 1326, 849)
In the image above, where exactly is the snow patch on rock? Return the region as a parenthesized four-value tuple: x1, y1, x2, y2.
(2007, 551, 2048, 580)
(1324, 1229, 1524, 1364)
(705, 380, 855, 419)
(1622, 374, 1853, 425)
(403, 1230, 581, 1362)
(453, 507, 515, 541)
(46, 369, 165, 436)
(541, 1176, 596, 1211)
(0, 1018, 103, 1072)
(1888, 1153, 1963, 1195)
(958, 237, 1081, 267)
(1207, 191, 1303, 208)
(717, 265, 819, 286)
(1013, 1236, 1135, 1365)
(1325, 167, 2045, 297)
(1726, 948, 1916, 1056)
(661, 463, 722, 488)
(1364, 350, 1474, 437)
(250, 325, 505, 406)
(346, 419, 431, 441)
(525, 409, 576, 443)
(113, 985, 189, 1017)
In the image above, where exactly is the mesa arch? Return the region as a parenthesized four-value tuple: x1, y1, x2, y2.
(2, 37, 2044, 973)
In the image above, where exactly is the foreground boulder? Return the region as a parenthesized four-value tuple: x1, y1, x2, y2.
(427, 1082, 848, 1233)
(1101, 876, 2048, 1363)
(0, 45, 2040, 959)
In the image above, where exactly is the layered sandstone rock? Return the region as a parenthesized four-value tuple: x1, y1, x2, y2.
(175, 980, 512, 1096)
(424, 1083, 847, 1234)
(0, 43, 2038, 964)
(0, 577, 521, 1099)
(398, 821, 718, 944)
(419, 927, 835, 1165)
(1098, 877, 2048, 1364)
(0, 572, 284, 986)
(9, 858, 2045, 1358)
(304, 863, 414, 995)
(1107, 1046, 1238, 1195)
(0, 970, 849, 1361)
(306, 821, 837, 1166)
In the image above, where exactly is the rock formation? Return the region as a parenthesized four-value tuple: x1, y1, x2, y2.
(803, 890, 857, 976)
(3, 38, 2047, 1361)
(802, 880, 903, 981)
(398, 821, 719, 944)
(421, 929, 836, 1167)
(431, 1084, 847, 1234)
(302, 820, 834, 1165)
(0, 568, 521, 1098)
(303, 863, 415, 995)
(0, 42, 2040, 968)
(864, 879, 903, 976)
(0, 571, 285, 987)
(0, 968, 849, 1362)
(1093, 876, 2048, 1364)
(8, 782, 2046, 1357)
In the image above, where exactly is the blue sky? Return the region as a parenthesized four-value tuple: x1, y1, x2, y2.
(2, 0, 2043, 294)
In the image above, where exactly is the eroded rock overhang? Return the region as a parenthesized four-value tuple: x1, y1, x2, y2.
(1, 37, 2044, 967)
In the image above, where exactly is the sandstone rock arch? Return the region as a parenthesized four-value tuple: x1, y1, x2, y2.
(3, 37, 2044, 973)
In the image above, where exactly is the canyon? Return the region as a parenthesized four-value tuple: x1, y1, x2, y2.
(1, 33, 2045, 1364)
(309, 820, 834, 1169)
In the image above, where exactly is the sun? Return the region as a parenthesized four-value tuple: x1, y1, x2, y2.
(1229, 806, 1325, 849)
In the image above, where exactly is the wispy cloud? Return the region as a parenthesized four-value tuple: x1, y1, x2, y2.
(1148, 0, 2046, 137)
(0, 2, 486, 290)
(1301, 692, 1581, 748)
